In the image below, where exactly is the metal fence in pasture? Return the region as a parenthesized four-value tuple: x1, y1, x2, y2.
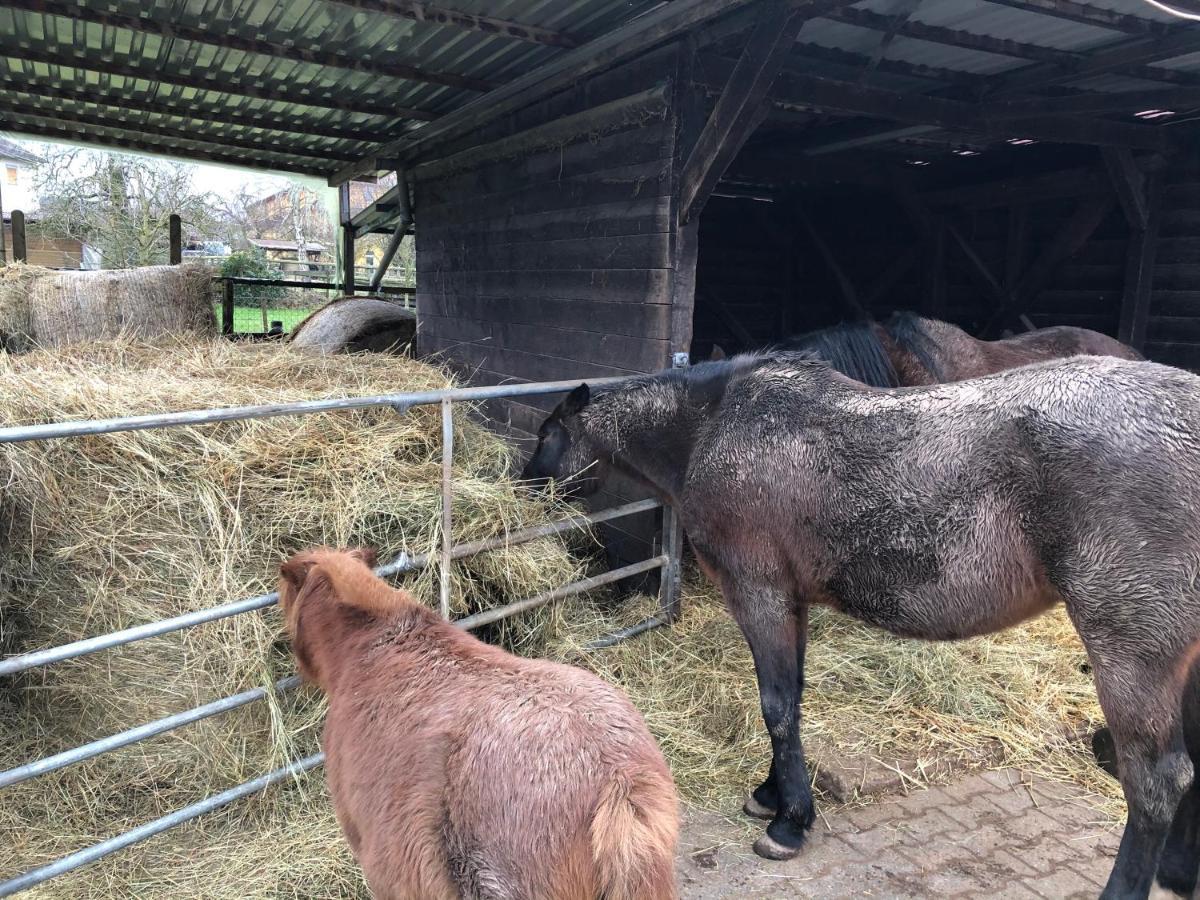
(0, 377, 684, 897)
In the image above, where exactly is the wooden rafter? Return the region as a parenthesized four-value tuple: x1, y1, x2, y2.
(825, 6, 1194, 85)
(0, 0, 495, 92)
(1103, 147, 1149, 229)
(788, 41, 987, 87)
(858, 0, 922, 83)
(678, 0, 811, 224)
(0, 78, 382, 144)
(2, 45, 437, 120)
(0, 97, 359, 163)
(988, 85, 1200, 119)
(323, 0, 581, 48)
(1118, 173, 1162, 349)
(0, 116, 329, 176)
(980, 0, 1170, 35)
(329, 0, 768, 184)
(793, 201, 868, 317)
(710, 65, 1171, 150)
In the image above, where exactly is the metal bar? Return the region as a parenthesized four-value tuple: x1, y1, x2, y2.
(584, 615, 672, 650)
(440, 398, 453, 620)
(0, 676, 302, 789)
(0, 376, 629, 445)
(218, 277, 414, 293)
(0, 753, 325, 897)
(0, 501, 657, 676)
(455, 556, 669, 631)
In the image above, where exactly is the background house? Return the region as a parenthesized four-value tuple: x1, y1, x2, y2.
(0, 133, 39, 215)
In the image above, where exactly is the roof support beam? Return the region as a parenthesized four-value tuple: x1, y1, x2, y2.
(987, 84, 1200, 118)
(329, 0, 796, 184)
(0, 97, 358, 162)
(980, 0, 1169, 35)
(0, 116, 329, 177)
(323, 0, 581, 48)
(0, 78, 383, 144)
(825, 6, 1194, 85)
(1118, 172, 1162, 349)
(2, 45, 437, 120)
(1103, 147, 1148, 229)
(0, 0, 494, 92)
(719, 66, 1171, 151)
(678, 0, 810, 224)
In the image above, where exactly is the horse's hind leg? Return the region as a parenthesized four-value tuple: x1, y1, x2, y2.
(727, 585, 814, 860)
(1090, 655, 1192, 899)
(1157, 658, 1200, 896)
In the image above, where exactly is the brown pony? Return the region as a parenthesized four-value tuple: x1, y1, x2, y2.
(709, 311, 1141, 388)
(279, 547, 679, 900)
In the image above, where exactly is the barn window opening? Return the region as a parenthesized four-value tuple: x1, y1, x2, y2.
(4, 166, 16, 186)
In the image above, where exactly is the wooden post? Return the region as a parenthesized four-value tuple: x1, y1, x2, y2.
(168, 213, 182, 264)
(1118, 172, 1161, 350)
(222, 279, 235, 336)
(11, 210, 26, 263)
(339, 183, 355, 296)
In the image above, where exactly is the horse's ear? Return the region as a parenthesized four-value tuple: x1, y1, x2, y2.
(559, 383, 591, 418)
(348, 546, 378, 569)
(710, 344, 726, 361)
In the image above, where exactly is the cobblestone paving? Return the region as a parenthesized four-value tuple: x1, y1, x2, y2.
(677, 769, 1127, 899)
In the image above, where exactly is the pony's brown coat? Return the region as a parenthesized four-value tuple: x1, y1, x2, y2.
(279, 548, 679, 900)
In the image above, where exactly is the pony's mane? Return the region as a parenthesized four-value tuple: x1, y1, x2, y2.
(775, 320, 899, 388)
(883, 311, 945, 382)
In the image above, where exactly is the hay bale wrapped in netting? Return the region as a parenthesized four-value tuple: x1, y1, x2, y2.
(289, 297, 416, 355)
(0, 339, 587, 898)
(0, 263, 216, 352)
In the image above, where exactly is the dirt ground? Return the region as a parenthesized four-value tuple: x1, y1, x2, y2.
(675, 767, 1129, 899)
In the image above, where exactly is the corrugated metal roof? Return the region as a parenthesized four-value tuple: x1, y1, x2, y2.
(0, 0, 1195, 181)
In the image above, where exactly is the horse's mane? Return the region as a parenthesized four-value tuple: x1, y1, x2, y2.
(774, 320, 899, 388)
(882, 312, 945, 382)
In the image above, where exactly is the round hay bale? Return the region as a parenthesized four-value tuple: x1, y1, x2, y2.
(0, 338, 585, 898)
(0, 263, 216, 352)
(289, 296, 416, 355)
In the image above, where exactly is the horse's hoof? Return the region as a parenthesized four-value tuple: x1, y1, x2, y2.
(743, 796, 776, 820)
(752, 833, 802, 861)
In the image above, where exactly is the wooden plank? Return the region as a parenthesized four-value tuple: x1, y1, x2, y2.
(420, 314, 670, 371)
(9, 0, 496, 92)
(1103, 147, 1149, 229)
(1146, 316, 1200, 345)
(978, 0, 1166, 35)
(415, 85, 671, 184)
(10, 210, 26, 263)
(1142, 341, 1200, 370)
(169, 214, 181, 265)
(921, 167, 1113, 210)
(418, 232, 673, 273)
(418, 268, 672, 305)
(864, 246, 918, 308)
(1005, 205, 1029, 292)
(990, 85, 1200, 120)
(793, 203, 865, 317)
(678, 0, 811, 224)
(927, 218, 947, 317)
(331, 0, 762, 183)
(1015, 194, 1117, 304)
(425, 294, 673, 339)
(421, 198, 674, 247)
(1119, 174, 1162, 349)
(420, 334, 651, 381)
(1150, 290, 1200, 317)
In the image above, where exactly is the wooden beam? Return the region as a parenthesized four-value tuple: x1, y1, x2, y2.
(340, 184, 356, 297)
(323, 0, 581, 48)
(0, 98, 358, 163)
(0, 117, 330, 177)
(826, 5, 1194, 85)
(0, 78, 387, 144)
(788, 41, 986, 87)
(794, 202, 867, 317)
(0, 0, 495, 93)
(329, 0, 779, 184)
(0, 107, 343, 171)
(927, 218, 947, 317)
(1005, 205, 1029, 292)
(2, 45, 437, 120)
(679, 0, 810, 224)
(1103, 147, 1148, 229)
(859, 0, 922, 83)
(987, 85, 1200, 119)
(10, 209, 26, 263)
(710, 64, 1171, 151)
(864, 246, 918, 307)
(947, 221, 1008, 306)
(700, 287, 758, 349)
(1118, 173, 1162, 350)
(921, 166, 1114, 209)
(980, 0, 1169, 35)
(169, 214, 182, 265)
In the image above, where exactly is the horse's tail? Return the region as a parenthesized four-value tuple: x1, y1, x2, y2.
(590, 767, 679, 900)
(884, 311, 945, 381)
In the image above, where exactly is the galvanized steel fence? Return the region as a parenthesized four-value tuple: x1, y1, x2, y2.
(0, 376, 683, 897)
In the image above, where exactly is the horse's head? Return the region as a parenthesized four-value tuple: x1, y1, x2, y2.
(521, 383, 605, 497)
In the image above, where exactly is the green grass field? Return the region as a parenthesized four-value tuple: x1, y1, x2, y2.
(215, 304, 315, 333)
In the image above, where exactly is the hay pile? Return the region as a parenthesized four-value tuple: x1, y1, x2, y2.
(0, 339, 585, 898)
(546, 572, 1121, 819)
(0, 263, 216, 352)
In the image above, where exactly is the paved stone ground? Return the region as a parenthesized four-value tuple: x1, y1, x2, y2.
(676, 769, 1129, 899)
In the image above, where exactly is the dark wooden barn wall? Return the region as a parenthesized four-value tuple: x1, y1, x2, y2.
(415, 48, 688, 568)
(1144, 163, 1200, 369)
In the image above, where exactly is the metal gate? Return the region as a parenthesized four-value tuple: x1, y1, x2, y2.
(0, 376, 683, 896)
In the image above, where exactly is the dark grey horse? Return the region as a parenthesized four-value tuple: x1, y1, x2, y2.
(522, 351, 1200, 899)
